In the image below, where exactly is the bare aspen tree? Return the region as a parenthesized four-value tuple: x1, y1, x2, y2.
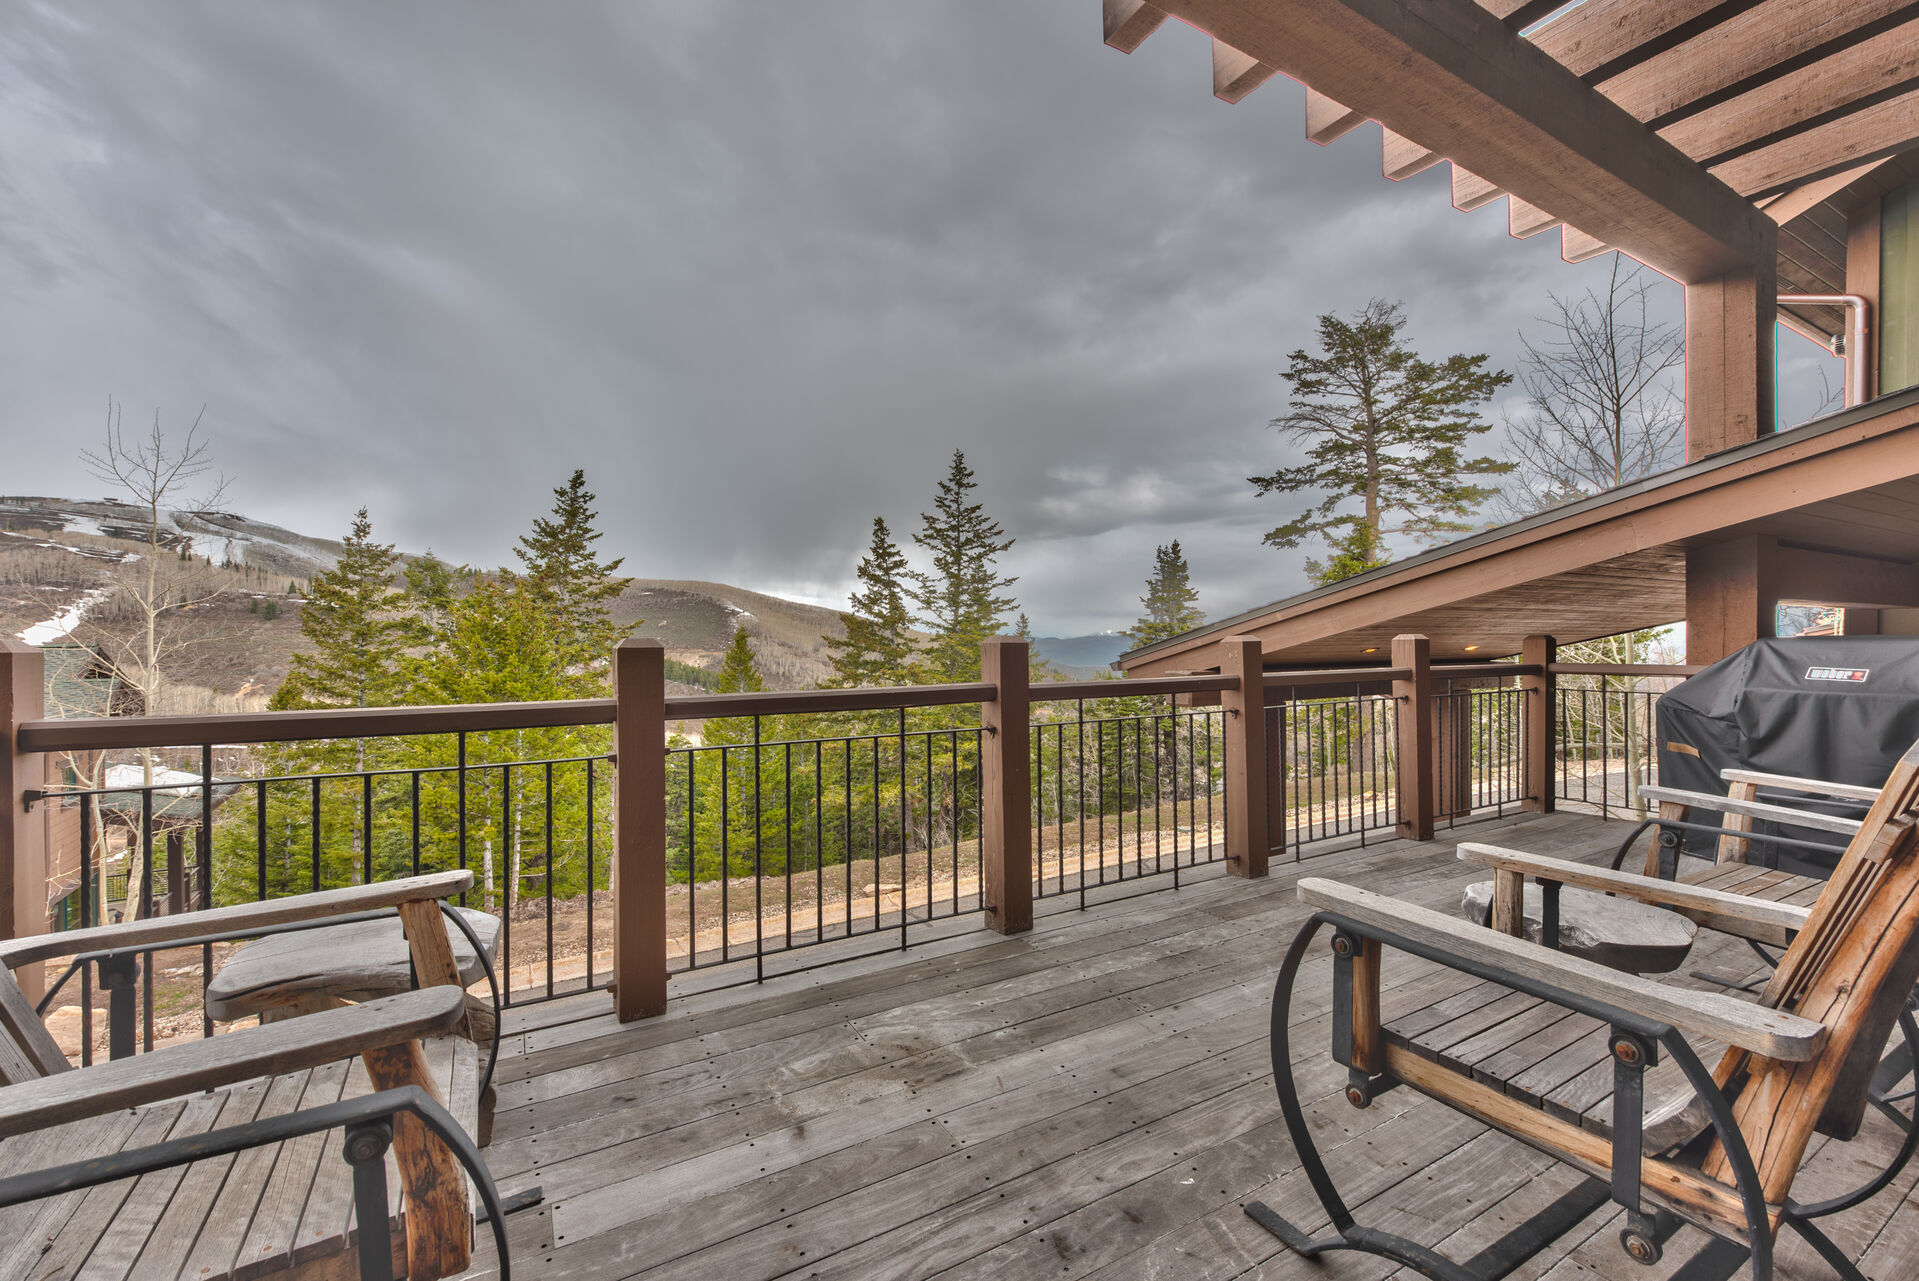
(1503, 258, 1685, 812)
(1502, 256, 1684, 514)
(76, 400, 229, 918)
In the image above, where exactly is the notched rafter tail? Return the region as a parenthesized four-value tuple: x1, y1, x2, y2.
(1510, 196, 1563, 239)
(1212, 37, 1278, 104)
(1102, 0, 1166, 54)
(1306, 88, 1367, 145)
(1383, 129, 1442, 180)
(1561, 225, 1613, 263)
(1451, 164, 1505, 211)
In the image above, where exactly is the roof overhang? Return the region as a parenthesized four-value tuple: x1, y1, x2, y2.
(1118, 389, 1919, 673)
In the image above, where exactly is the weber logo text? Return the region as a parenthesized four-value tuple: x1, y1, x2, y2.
(1806, 667, 1870, 683)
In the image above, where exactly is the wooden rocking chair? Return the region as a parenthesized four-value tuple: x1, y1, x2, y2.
(0, 871, 512, 1281)
(1246, 741, 1919, 1280)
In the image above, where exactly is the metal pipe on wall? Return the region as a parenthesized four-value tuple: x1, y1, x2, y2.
(1777, 293, 1869, 407)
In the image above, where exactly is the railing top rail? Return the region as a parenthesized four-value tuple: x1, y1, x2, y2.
(1549, 662, 1700, 677)
(17, 698, 617, 753)
(665, 682, 996, 721)
(14, 654, 1585, 755)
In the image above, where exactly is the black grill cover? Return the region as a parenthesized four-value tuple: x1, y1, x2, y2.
(1655, 637, 1919, 875)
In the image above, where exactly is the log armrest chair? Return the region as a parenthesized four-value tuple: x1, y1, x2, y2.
(0, 871, 511, 1281)
(1619, 774, 1865, 878)
(1247, 741, 1919, 1281)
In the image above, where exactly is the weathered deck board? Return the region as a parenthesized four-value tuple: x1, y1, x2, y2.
(462, 810, 1917, 1281)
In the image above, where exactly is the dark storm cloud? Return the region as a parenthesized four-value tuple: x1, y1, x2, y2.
(0, 2, 1839, 633)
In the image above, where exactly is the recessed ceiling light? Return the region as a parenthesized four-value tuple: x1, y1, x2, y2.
(1464, 644, 1480, 652)
(1362, 647, 1377, 654)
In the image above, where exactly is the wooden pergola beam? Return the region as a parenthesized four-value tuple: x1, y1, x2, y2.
(1659, 23, 1919, 166)
(1711, 93, 1919, 197)
(1599, 0, 1918, 128)
(1146, 0, 1775, 283)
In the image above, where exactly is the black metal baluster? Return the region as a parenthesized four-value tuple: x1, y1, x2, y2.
(457, 731, 468, 906)
(545, 760, 555, 999)
(501, 763, 512, 1004)
(586, 756, 596, 987)
(361, 769, 373, 886)
(200, 744, 214, 912)
(255, 780, 267, 901)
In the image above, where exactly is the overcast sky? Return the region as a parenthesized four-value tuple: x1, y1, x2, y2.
(1, 2, 1843, 635)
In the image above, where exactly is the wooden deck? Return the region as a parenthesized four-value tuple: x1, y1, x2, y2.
(468, 811, 1919, 1281)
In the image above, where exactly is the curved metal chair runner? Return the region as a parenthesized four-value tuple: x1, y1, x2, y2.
(1247, 740, 1919, 1281)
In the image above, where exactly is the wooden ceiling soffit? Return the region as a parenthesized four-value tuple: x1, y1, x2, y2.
(1762, 159, 1900, 225)
(1133, 0, 1774, 282)
(1119, 404, 1919, 676)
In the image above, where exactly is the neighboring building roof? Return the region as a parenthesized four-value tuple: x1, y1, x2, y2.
(40, 644, 123, 719)
(93, 763, 244, 824)
(1118, 386, 1919, 674)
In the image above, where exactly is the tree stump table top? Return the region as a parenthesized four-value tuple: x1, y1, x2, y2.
(205, 906, 503, 1023)
(1461, 880, 1697, 975)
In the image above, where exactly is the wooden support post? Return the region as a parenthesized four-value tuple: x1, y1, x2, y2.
(1265, 702, 1287, 860)
(979, 637, 1032, 935)
(0, 640, 46, 1003)
(1490, 867, 1525, 937)
(1647, 801, 1688, 878)
(1685, 534, 1779, 665)
(1350, 936, 1382, 1075)
(1717, 779, 1757, 864)
(1522, 635, 1556, 814)
(360, 1039, 471, 1279)
(1220, 637, 1269, 878)
(613, 638, 667, 1021)
(1393, 635, 1434, 842)
(1684, 265, 1775, 460)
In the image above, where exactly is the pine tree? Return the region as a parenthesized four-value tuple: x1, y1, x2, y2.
(404, 550, 458, 636)
(272, 509, 419, 711)
(823, 517, 919, 688)
(1127, 541, 1205, 647)
(909, 451, 1018, 683)
(1252, 299, 1512, 585)
(716, 625, 764, 694)
(514, 469, 635, 670)
(263, 597, 278, 621)
(706, 625, 765, 748)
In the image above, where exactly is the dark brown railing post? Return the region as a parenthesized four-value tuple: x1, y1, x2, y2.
(1392, 634, 1433, 841)
(613, 637, 667, 1021)
(1522, 634, 1557, 814)
(1221, 636, 1269, 877)
(1, 639, 46, 1000)
(979, 637, 1032, 934)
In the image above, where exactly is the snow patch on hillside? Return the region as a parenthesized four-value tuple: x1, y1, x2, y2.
(18, 587, 113, 646)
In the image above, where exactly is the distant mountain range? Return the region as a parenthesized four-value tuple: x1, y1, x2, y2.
(2, 496, 1132, 702)
(1031, 633, 1130, 677)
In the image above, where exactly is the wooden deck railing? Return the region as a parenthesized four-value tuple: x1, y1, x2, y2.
(1, 632, 1684, 1021)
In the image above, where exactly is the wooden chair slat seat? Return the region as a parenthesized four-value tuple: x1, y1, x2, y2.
(0, 873, 502, 1281)
(0, 1041, 479, 1281)
(1249, 739, 1919, 1280)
